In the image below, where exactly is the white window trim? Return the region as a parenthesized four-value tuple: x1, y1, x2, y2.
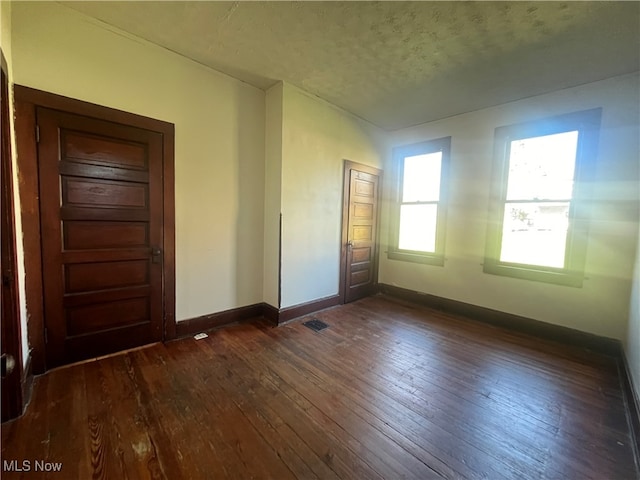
(388, 136, 451, 266)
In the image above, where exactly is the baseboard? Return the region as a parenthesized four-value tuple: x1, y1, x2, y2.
(278, 294, 342, 324)
(260, 294, 343, 325)
(175, 303, 265, 338)
(619, 350, 640, 466)
(174, 294, 344, 337)
(261, 303, 280, 325)
(378, 283, 620, 357)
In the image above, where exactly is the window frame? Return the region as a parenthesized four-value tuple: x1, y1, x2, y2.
(483, 108, 602, 287)
(388, 136, 451, 266)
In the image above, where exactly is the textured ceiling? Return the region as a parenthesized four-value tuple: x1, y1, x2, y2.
(61, 1, 639, 130)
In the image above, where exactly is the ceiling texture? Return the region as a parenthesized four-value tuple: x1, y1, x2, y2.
(61, 1, 639, 130)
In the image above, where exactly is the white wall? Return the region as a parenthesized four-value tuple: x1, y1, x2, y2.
(380, 73, 640, 341)
(11, 2, 266, 321)
(279, 83, 386, 308)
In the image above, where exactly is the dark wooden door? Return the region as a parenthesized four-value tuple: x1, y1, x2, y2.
(1, 56, 23, 422)
(37, 107, 164, 367)
(342, 161, 381, 303)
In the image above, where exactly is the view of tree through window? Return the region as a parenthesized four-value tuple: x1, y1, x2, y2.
(500, 131, 579, 268)
(484, 108, 601, 287)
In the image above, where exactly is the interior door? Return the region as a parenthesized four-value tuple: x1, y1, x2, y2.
(342, 161, 381, 303)
(37, 107, 164, 367)
(1, 57, 23, 422)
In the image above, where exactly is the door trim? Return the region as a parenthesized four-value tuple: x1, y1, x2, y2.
(14, 85, 175, 374)
(339, 160, 382, 304)
(1, 50, 24, 421)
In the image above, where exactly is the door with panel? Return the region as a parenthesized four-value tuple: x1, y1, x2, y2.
(342, 161, 382, 303)
(37, 107, 164, 367)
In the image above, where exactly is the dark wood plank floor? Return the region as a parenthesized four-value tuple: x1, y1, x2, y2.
(2, 295, 638, 479)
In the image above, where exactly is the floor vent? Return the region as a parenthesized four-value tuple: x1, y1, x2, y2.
(303, 318, 329, 332)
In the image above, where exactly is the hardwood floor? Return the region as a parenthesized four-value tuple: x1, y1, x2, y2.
(2, 295, 638, 479)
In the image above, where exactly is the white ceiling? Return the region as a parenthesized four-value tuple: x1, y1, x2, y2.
(61, 1, 640, 130)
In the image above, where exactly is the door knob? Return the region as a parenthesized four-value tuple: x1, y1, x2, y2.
(347, 240, 353, 248)
(1, 354, 15, 378)
(151, 247, 162, 264)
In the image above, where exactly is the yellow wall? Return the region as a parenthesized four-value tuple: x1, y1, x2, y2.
(380, 73, 640, 341)
(11, 2, 266, 321)
(9, 2, 388, 322)
(279, 83, 386, 308)
(1, 0, 28, 367)
(263, 83, 284, 308)
(0, 1, 11, 75)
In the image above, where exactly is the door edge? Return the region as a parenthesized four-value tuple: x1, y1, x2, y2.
(1, 50, 25, 422)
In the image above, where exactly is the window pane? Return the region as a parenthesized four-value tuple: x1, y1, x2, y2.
(402, 152, 442, 202)
(506, 131, 579, 201)
(398, 204, 438, 252)
(500, 202, 569, 268)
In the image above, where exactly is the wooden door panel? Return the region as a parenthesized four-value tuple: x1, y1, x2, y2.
(63, 177, 148, 208)
(37, 107, 164, 366)
(65, 323, 156, 361)
(351, 246, 371, 263)
(354, 178, 374, 196)
(350, 266, 371, 284)
(353, 202, 373, 219)
(63, 130, 147, 169)
(61, 249, 148, 264)
(61, 206, 150, 222)
(350, 272, 370, 287)
(343, 162, 381, 303)
(353, 225, 373, 241)
(66, 297, 149, 336)
(60, 160, 149, 183)
(64, 285, 151, 308)
(65, 260, 149, 293)
(64, 222, 149, 250)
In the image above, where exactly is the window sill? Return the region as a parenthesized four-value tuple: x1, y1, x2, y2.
(483, 262, 584, 287)
(388, 250, 445, 266)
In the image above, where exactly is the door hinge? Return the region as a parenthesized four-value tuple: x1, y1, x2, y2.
(44, 327, 48, 344)
(36, 125, 40, 143)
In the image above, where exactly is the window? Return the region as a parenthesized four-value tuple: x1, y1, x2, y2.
(389, 137, 450, 265)
(484, 108, 601, 287)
